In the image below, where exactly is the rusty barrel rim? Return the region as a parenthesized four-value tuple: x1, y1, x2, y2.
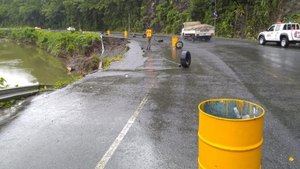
(198, 98, 265, 122)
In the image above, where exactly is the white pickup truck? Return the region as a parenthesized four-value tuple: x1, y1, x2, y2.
(258, 22, 300, 47)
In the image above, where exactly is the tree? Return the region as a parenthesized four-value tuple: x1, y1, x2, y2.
(0, 0, 295, 38)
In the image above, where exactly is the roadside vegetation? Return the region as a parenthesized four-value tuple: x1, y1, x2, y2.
(0, 77, 14, 109)
(101, 54, 123, 70)
(0, 0, 299, 39)
(0, 77, 8, 89)
(0, 27, 100, 58)
(191, 0, 300, 39)
(54, 74, 82, 89)
(0, 100, 16, 109)
(0, 27, 128, 87)
(0, 28, 99, 93)
(0, 27, 104, 74)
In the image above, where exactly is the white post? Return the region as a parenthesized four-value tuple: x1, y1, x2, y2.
(99, 32, 105, 56)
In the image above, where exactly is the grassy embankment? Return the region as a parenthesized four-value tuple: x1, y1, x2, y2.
(0, 27, 125, 88)
(0, 27, 101, 72)
(0, 28, 126, 109)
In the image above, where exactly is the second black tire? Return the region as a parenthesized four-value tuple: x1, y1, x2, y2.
(180, 51, 191, 68)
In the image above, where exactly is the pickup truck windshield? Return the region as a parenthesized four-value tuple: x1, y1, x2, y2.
(268, 25, 275, 31)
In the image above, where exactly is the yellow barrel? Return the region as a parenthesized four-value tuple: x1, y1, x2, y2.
(171, 35, 179, 48)
(106, 30, 111, 36)
(171, 48, 177, 60)
(198, 99, 265, 169)
(124, 31, 128, 38)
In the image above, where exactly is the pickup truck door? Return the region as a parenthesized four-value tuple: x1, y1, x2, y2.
(265, 25, 275, 41)
(273, 24, 281, 41)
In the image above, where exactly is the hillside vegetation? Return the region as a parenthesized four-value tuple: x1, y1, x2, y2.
(0, 0, 299, 39)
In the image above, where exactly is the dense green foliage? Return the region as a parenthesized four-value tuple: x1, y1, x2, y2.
(0, 77, 13, 109)
(0, 28, 100, 57)
(0, 77, 8, 88)
(0, 99, 16, 109)
(190, 0, 300, 38)
(54, 74, 82, 89)
(102, 54, 123, 70)
(0, 0, 299, 38)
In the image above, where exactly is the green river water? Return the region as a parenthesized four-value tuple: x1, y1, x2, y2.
(0, 41, 70, 88)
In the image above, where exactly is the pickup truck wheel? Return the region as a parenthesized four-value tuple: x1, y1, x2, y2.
(205, 37, 211, 42)
(191, 35, 195, 42)
(259, 36, 266, 45)
(280, 37, 289, 48)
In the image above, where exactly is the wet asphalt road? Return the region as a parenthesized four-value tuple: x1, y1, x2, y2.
(0, 36, 299, 169)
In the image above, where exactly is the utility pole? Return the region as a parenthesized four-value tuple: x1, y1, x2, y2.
(214, 0, 217, 27)
(212, 0, 217, 36)
(128, 13, 131, 34)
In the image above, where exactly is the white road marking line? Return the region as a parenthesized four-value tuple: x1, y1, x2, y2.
(95, 95, 149, 169)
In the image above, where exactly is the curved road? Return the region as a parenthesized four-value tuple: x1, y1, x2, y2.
(0, 36, 299, 169)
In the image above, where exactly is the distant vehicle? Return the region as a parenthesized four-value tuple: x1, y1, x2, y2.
(181, 21, 215, 42)
(34, 27, 41, 30)
(67, 27, 76, 32)
(258, 22, 300, 48)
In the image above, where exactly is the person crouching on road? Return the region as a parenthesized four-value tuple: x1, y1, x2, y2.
(146, 28, 153, 50)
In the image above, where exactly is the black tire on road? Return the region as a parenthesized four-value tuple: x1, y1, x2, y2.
(180, 51, 191, 68)
(280, 37, 289, 48)
(176, 41, 184, 49)
(259, 36, 266, 45)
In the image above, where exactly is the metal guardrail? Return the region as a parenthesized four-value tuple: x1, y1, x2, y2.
(0, 85, 40, 102)
(104, 31, 173, 39)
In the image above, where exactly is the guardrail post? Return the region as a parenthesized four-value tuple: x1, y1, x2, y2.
(124, 31, 128, 38)
(106, 30, 111, 36)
